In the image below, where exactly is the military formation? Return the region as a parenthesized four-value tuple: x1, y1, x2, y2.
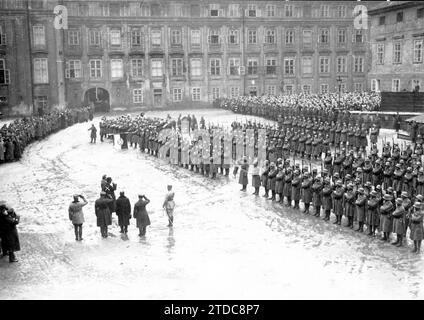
(0, 106, 94, 164)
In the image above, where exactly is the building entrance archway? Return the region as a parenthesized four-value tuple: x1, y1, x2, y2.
(84, 87, 110, 112)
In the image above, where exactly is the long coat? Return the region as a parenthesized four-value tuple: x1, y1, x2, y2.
(344, 191, 356, 217)
(333, 188, 344, 216)
(275, 170, 284, 194)
(291, 176, 301, 201)
(312, 182, 322, 207)
(0, 211, 20, 252)
(238, 163, 249, 186)
(283, 172, 292, 197)
(301, 179, 313, 204)
(133, 199, 150, 228)
(94, 197, 113, 227)
(355, 195, 367, 222)
(261, 166, 270, 189)
(392, 206, 405, 235)
(115, 195, 131, 227)
(322, 186, 333, 211)
(410, 212, 424, 241)
(380, 201, 394, 233)
(366, 198, 380, 227)
(268, 168, 278, 191)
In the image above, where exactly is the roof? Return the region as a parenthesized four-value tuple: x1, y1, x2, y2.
(406, 114, 424, 123)
(368, 1, 423, 15)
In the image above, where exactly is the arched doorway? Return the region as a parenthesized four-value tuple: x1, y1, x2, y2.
(84, 87, 110, 112)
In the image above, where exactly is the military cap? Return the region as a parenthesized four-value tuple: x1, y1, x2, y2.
(358, 188, 365, 193)
(370, 190, 377, 197)
(383, 194, 392, 201)
(416, 195, 424, 202)
(100, 191, 107, 196)
(401, 191, 409, 198)
(414, 202, 422, 209)
(364, 181, 372, 188)
(396, 198, 403, 205)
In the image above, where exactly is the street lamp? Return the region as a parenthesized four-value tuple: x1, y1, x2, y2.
(336, 76, 343, 109)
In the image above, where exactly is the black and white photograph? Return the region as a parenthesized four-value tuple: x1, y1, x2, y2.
(0, 0, 424, 302)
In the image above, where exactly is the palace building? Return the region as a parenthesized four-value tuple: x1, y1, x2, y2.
(0, 0, 372, 114)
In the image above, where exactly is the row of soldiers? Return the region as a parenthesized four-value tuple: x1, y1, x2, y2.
(0, 106, 94, 164)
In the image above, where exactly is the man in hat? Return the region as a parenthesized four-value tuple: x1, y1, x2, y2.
(238, 156, 249, 192)
(163, 185, 175, 227)
(333, 180, 344, 225)
(267, 162, 278, 201)
(380, 193, 395, 241)
(115, 191, 131, 234)
(322, 178, 333, 221)
(0, 206, 20, 263)
(392, 198, 406, 247)
(312, 176, 323, 217)
(301, 172, 312, 214)
(291, 170, 302, 209)
(95, 191, 114, 238)
(366, 191, 379, 236)
(88, 124, 97, 144)
(355, 188, 367, 232)
(68, 194, 88, 241)
(133, 194, 151, 237)
(410, 201, 424, 253)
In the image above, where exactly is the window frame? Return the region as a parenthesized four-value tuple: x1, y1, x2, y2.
(284, 57, 295, 75)
(151, 59, 163, 77)
(110, 59, 124, 78)
(33, 25, 46, 47)
(172, 88, 183, 102)
(131, 59, 143, 78)
(89, 59, 102, 78)
(414, 39, 423, 64)
(133, 88, 144, 103)
(33, 57, 48, 84)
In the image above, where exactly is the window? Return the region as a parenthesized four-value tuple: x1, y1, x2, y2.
(65, 60, 82, 78)
(319, 57, 329, 73)
(212, 87, 220, 100)
(151, 29, 161, 47)
(303, 85, 311, 94)
(101, 3, 109, 16)
(171, 58, 183, 77)
(303, 30, 312, 46)
(35, 96, 48, 109)
(265, 29, 275, 44)
(354, 56, 364, 73)
(284, 58, 295, 75)
(0, 59, 10, 84)
(229, 57, 240, 76)
(89, 59, 102, 78)
(228, 4, 239, 17)
(0, 96, 7, 104)
(192, 87, 201, 101)
(413, 79, 421, 91)
(285, 85, 293, 95)
(285, 30, 294, 45)
(89, 30, 101, 46)
(131, 59, 143, 78)
(190, 4, 200, 17)
(247, 58, 258, 75)
(319, 29, 329, 44)
(151, 4, 161, 16)
(320, 84, 328, 94)
(337, 56, 347, 73)
(190, 58, 202, 77)
(266, 58, 276, 75)
(354, 83, 363, 92)
(414, 40, 423, 63)
(337, 29, 346, 44)
(266, 5, 275, 17)
(320, 5, 330, 17)
(284, 4, 293, 17)
(248, 30, 257, 44)
(110, 29, 121, 46)
(151, 59, 163, 77)
(379, 16, 385, 25)
(111, 59, 123, 78)
(354, 29, 363, 43)
(302, 56, 312, 74)
(170, 3, 183, 17)
(336, 5, 346, 18)
(210, 58, 221, 76)
(393, 42, 402, 64)
(418, 8, 424, 19)
(371, 79, 380, 92)
(377, 43, 385, 65)
(210, 4, 220, 17)
(340, 84, 346, 93)
(33, 25, 45, 46)
(131, 29, 143, 47)
(110, 3, 120, 16)
(392, 79, 400, 92)
(396, 12, 403, 22)
(68, 29, 80, 45)
(230, 86, 240, 98)
(247, 4, 256, 17)
(133, 89, 143, 103)
(172, 88, 183, 102)
(267, 85, 276, 95)
(171, 29, 181, 46)
(191, 30, 201, 47)
(34, 58, 48, 83)
(0, 26, 6, 45)
(228, 29, 239, 45)
(209, 29, 220, 44)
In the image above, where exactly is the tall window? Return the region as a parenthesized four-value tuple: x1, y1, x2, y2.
(33, 25, 45, 46)
(33, 58, 48, 83)
(371, 79, 380, 92)
(418, 8, 424, 19)
(393, 42, 402, 64)
(336, 5, 346, 18)
(284, 58, 295, 75)
(190, 58, 202, 77)
(192, 87, 201, 101)
(110, 3, 120, 16)
(247, 4, 256, 17)
(354, 56, 364, 73)
(191, 29, 201, 47)
(228, 4, 239, 17)
(413, 79, 421, 91)
(229, 57, 240, 76)
(396, 12, 403, 22)
(320, 5, 330, 17)
(133, 89, 143, 103)
(151, 59, 163, 77)
(303, 30, 312, 46)
(354, 29, 363, 43)
(0, 26, 6, 45)
(65, 60, 82, 78)
(354, 83, 363, 92)
(172, 88, 183, 102)
(392, 79, 400, 92)
(248, 29, 257, 44)
(209, 4, 220, 17)
(0, 59, 10, 84)
(210, 58, 221, 76)
(337, 56, 347, 73)
(414, 40, 423, 63)
(111, 59, 123, 78)
(266, 5, 275, 17)
(89, 59, 102, 78)
(151, 29, 162, 47)
(302, 56, 312, 74)
(267, 85, 276, 95)
(228, 29, 239, 45)
(319, 29, 329, 44)
(379, 16, 385, 25)
(89, 30, 101, 46)
(319, 57, 329, 73)
(320, 84, 329, 94)
(171, 58, 183, 76)
(285, 30, 294, 45)
(230, 87, 240, 98)
(209, 29, 220, 44)
(131, 29, 143, 47)
(265, 29, 275, 44)
(131, 59, 143, 78)
(266, 57, 276, 75)
(377, 43, 385, 65)
(171, 29, 181, 46)
(212, 87, 220, 100)
(110, 29, 121, 46)
(284, 4, 293, 17)
(285, 85, 293, 95)
(35, 96, 48, 109)
(247, 58, 258, 75)
(337, 29, 346, 44)
(68, 29, 80, 45)
(303, 85, 311, 94)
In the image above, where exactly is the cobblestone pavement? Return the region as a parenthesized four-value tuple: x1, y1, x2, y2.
(0, 109, 422, 300)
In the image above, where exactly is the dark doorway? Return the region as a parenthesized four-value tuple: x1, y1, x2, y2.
(153, 88, 162, 106)
(84, 87, 110, 112)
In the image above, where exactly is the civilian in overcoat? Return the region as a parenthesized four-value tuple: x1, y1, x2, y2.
(115, 192, 131, 234)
